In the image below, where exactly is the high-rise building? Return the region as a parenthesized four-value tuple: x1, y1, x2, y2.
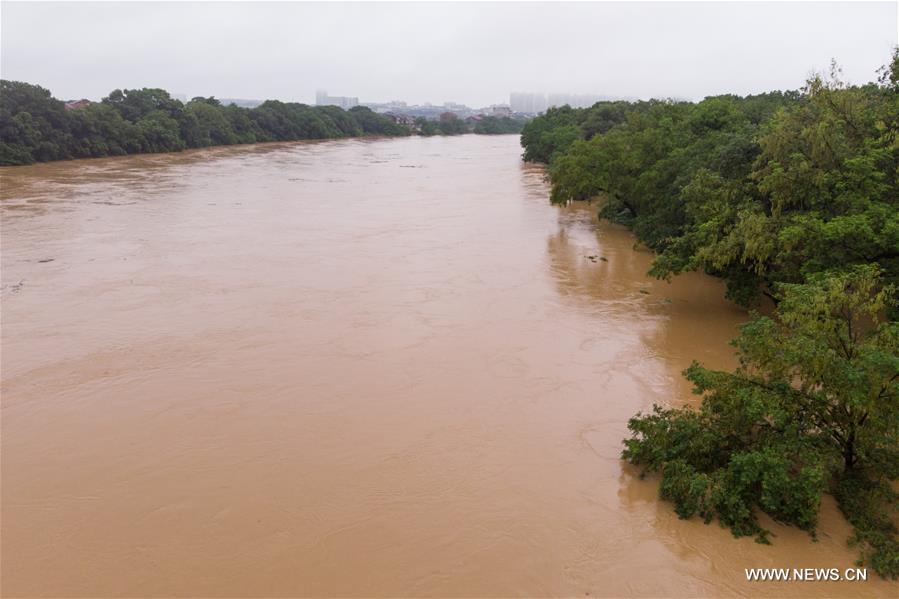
(510, 92, 547, 114)
(547, 93, 572, 108)
(512, 91, 605, 112)
(315, 90, 359, 109)
(547, 93, 603, 109)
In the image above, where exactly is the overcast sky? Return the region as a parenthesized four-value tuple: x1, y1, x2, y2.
(2, 1, 896, 106)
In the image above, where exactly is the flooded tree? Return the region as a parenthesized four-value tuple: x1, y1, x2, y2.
(623, 267, 899, 578)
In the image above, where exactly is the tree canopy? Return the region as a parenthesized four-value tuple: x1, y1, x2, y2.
(520, 57, 898, 311)
(1, 82, 532, 165)
(623, 267, 899, 577)
(0, 82, 415, 165)
(472, 116, 525, 135)
(522, 51, 899, 577)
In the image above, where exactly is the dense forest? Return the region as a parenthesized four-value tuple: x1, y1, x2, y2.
(0, 81, 522, 165)
(522, 53, 899, 577)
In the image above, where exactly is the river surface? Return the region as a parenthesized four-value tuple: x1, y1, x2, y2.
(1, 135, 894, 597)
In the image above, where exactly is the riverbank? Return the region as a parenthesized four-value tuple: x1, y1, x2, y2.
(0, 132, 517, 171)
(521, 55, 899, 580)
(0, 80, 525, 166)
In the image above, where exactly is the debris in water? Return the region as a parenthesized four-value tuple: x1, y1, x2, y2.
(2, 279, 25, 295)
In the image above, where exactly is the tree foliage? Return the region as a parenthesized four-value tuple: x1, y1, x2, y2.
(521, 55, 898, 310)
(623, 267, 899, 577)
(415, 112, 470, 136)
(519, 51, 899, 578)
(0, 82, 414, 165)
(1, 81, 533, 165)
(472, 116, 524, 135)
(0, 80, 410, 165)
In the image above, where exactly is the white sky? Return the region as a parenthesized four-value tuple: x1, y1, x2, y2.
(2, 1, 897, 106)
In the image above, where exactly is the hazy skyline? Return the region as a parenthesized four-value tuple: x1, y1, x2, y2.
(2, 1, 897, 106)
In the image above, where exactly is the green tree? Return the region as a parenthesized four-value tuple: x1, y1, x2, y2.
(652, 61, 899, 307)
(436, 112, 467, 135)
(102, 88, 183, 122)
(623, 267, 899, 577)
(473, 116, 525, 135)
(181, 99, 238, 147)
(314, 105, 363, 137)
(135, 110, 185, 153)
(520, 105, 581, 162)
(222, 104, 260, 144)
(0, 80, 72, 163)
(66, 103, 139, 157)
(0, 80, 416, 164)
(348, 106, 408, 136)
(521, 53, 898, 310)
(414, 116, 439, 136)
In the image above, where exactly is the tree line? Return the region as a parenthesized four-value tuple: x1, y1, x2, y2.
(0, 81, 523, 166)
(522, 53, 899, 577)
(413, 114, 523, 136)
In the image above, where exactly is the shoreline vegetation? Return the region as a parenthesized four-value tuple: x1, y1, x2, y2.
(0, 81, 525, 166)
(2, 56, 896, 579)
(521, 52, 898, 578)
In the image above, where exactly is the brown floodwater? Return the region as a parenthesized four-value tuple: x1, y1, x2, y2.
(1, 135, 894, 598)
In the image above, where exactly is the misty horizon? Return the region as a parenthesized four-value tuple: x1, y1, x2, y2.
(2, 1, 897, 107)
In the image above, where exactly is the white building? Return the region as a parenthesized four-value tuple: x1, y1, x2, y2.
(510, 92, 547, 114)
(511, 91, 605, 112)
(315, 90, 359, 110)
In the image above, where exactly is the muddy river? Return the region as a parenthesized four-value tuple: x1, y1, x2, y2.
(1, 135, 893, 597)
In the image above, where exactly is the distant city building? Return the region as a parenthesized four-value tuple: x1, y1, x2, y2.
(315, 90, 359, 110)
(362, 99, 479, 120)
(510, 92, 547, 114)
(547, 93, 603, 109)
(384, 112, 416, 126)
(490, 104, 512, 117)
(511, 92, 611, 113)
(64, 99, 91, 110)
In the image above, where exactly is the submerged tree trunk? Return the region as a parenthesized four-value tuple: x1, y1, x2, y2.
(843, 432, 856, 472)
